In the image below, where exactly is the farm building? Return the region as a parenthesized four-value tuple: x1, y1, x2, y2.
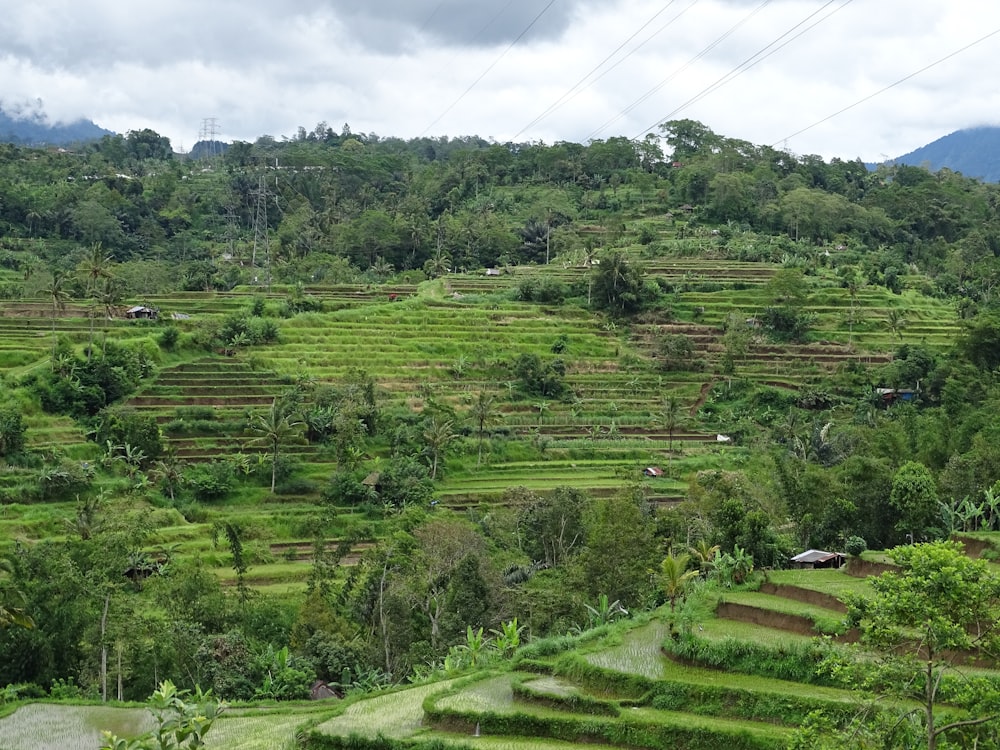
(125, 305, 158, 320)
(875, 387, 917, 405)
(790, 549, 845, 569)
(643, 466, 663, 477)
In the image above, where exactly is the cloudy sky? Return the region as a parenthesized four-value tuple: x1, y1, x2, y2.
(2, 0, 1000, 160)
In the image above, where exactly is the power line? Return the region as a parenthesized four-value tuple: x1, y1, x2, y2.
(419, 0, 558, 137)
(632, 0, 853, 139)
(773, 24, 1000, 149)
(512, 0, 694, 140)
(586, 0, 772, 141)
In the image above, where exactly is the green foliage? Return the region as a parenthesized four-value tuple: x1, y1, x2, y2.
(183, 460, 235, 501)
(0, 405, 27, 458)
(512, 353, 567, 399)
(100, 680, 225, 750)
(889, 460, 939, 539)
(656, 333, 697, 371)
(32, 340, 155, 418)
(157, 326, 180, 350)
(664, 630, 841, 686)
(845, 541, 1000, 749)
(591, 250, 658, 316)
(579, 490, 658, 608)
(90, 405, 162, 467)
(844, 536, 867, 557)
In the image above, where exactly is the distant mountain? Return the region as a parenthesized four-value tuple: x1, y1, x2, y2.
(188, 140, 230, 160)
(881, 126, 1000, 183)
(0, 102, 113, 146)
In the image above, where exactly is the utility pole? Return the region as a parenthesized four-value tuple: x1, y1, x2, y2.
(250, 171, 272, 291)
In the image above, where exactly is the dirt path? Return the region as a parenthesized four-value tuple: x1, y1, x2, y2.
(690, 378, 715, 416)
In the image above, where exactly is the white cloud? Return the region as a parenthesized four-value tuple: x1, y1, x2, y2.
(1, 0, 999, 160)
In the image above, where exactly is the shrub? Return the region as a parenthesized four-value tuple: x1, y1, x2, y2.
(89, 405, 163, 465)
(184, 460, 235, 501)
(0, 405, 27, 458)
(158, 325, 180, 350)
(845, 536, 867, 556)
(657, 333, 695, 371)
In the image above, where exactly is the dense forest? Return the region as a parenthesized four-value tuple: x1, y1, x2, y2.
(2, 116, 1000, 723)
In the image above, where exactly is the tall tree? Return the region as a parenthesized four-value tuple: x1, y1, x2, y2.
(42, 269, 71, 353)
(846, 541, 1000, 750)
(660, 396, 683, 457)
(249, 400, 303, 493)
(659, 552, 698, 612)
(469, 391, 499, 466)
(422, 416, 454, 481)
(77, 243, 115, 360)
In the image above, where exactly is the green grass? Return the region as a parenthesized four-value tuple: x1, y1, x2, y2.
(765, 568, 873, 598)
(582, 621, 670, 680)
(0, 704, 151, 750)
(719, 592, 848, 634)
(314, 679, 460, 739)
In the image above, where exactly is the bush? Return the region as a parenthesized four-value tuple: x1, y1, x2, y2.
(89, 405, 163, 465)
(845, 536, 867, 556)
(184, 460, 235, 501)
(0, 405, 27, 458)
(158, 326, 180, 350)
(657, 333, 695, 371)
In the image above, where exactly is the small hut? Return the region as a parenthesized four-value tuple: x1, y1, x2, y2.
(790, 549, 845, 569)
(125, 305, 158, 321)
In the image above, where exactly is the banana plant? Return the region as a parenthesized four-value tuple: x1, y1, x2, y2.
(490, 618, 525, 657)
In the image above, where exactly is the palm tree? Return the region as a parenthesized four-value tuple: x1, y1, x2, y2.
(660, 552, 699, 611)
(78, 243, 115, 359)
(689, 539, 720, 578)
(422, 416, 455, 481)
(371, 256, 394, 281)
(424, 246, 451, 279)
(0, 558, 33, 630)
(249, 400, 303, 493)
(151, 453, 184, 503)
(42, 269, 71, 353)
(660, 396, 683, 457)
(469, 391, 500, 466)
(887, 308, 908, 341)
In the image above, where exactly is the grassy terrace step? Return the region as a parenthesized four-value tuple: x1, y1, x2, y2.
(716, 591, 848, 635)
(425, 673, 790, 749)
(579, 619, 861, 706)
(764, 568, 873, 599)
(130, 395, 276, 407)
(313, 679, 462, 741)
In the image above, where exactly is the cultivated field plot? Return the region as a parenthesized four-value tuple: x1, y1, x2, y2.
(313, 678, 460, 740)
(0, 703, 336, 750)
(582, 620, 670, 680)
(0, 704, 151, 750)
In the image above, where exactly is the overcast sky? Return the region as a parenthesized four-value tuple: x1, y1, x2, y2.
(2, 0, 1000, 161)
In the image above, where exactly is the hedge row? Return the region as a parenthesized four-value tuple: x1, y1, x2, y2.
(421, 686, 782, 750)
(511, 675, 621, 717)
(554, 653, 863, 728)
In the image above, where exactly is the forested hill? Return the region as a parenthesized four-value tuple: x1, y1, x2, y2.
(0, 106, 112, 146)
(5, 117, 1000, 725)
(883, 125, 1000, 182)
(2, 118, 1000, 298)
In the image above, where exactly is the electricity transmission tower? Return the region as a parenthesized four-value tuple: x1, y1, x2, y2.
(198, 117, 221, 162)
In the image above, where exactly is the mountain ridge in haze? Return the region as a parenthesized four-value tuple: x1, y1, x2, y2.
(0, 101, 113, 146)
(880, 125, 1000, 182)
